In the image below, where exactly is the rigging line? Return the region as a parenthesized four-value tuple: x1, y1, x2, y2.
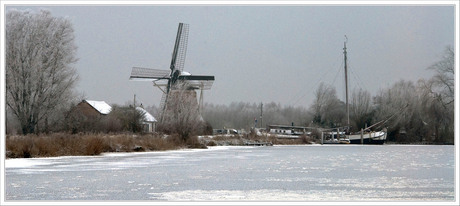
(291, 52, 343, 106)
(287, 67, 323, 104)
(288, 52, 343, 104)
(292, 62, 340, 107)
(291, 67, 331, 107)
(350, 69, 365, 92)
(344, 66, 364, 104)
(337, 59, 349, 104)
(347, 58, 367, 92)
(331, 60, 343, 87)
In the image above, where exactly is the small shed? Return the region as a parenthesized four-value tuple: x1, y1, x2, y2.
(136, 106, 157, 133)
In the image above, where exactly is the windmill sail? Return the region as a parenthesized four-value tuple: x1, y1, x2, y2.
(129, 22, 214, 125)
(170, 23, 189, 73)
(163, 23, 189, 121)
(129, 67, 171, 80)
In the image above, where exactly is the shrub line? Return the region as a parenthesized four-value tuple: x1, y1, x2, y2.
(5, 133, 315, 159)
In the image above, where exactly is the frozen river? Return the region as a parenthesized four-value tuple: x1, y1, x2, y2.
(4, 145, 456, 202)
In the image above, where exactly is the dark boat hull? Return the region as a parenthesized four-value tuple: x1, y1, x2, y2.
(347, 131, 387, 145)
(349, 138, 385, 145)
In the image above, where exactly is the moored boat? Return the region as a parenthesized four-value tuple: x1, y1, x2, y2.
(334, 37, 387, 145)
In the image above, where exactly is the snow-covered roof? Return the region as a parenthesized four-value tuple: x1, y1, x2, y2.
(136, 107, 157, 122)
(84, 100, 112, 115)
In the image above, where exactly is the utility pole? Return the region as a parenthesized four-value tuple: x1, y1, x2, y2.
(134, 94, 136, 107)
(260, 102, 263, 128)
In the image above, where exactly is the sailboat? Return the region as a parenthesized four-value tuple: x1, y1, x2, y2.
(340, 36, 387, 145)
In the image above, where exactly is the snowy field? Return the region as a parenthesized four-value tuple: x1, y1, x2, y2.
(4, 145, 456, 202)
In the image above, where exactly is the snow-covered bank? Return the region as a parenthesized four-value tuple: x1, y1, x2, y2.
(4, 146, 248, 169)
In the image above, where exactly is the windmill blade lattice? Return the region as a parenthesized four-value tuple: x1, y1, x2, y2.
(129, 67, 171, 80)
(170, 23, 189, 73)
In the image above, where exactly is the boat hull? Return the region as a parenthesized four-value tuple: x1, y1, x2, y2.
(349, 138, 385, 145)
(346, 131, 386, 145)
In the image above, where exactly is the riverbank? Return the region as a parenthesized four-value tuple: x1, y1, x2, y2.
(5, 133, 194, 158)
(7, 132, 450, 159)
(5, 133, 316, 159)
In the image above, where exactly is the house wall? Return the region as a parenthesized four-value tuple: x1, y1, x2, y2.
(142, 122, 156, 133)
(76, 101, 103, 118)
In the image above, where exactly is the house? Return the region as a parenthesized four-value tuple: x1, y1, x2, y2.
(73, 100, 156, 133)
(136, 106, 157, 133)
(76, 100, 112, 118)
(67, 100, 113, 133)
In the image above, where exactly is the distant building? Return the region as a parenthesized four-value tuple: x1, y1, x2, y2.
(136, 106, 157, 133)
(213, 128, 239, 135)
(72, 100, 157, 133)
(76, 100, 112, 118)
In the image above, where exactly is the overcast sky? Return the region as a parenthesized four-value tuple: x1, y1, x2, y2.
(4, 2, 456, 108)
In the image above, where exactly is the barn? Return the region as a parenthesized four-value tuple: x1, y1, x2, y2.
(76, 100, 112, 117)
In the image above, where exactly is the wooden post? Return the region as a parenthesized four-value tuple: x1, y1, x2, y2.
(369, 131, 372, 143)
(321, 132, 324, 145)
(337, 128, 340, 140)
(361, 128, 364, 144)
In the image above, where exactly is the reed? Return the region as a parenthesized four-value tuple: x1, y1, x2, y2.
(5, 133, 197, 158)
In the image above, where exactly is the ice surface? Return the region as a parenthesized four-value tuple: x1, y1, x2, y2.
(5, 158, 55, 168)
(5, 145, 455, 201)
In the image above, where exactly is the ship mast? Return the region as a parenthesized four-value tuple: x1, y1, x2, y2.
(343, 36, 350, 128)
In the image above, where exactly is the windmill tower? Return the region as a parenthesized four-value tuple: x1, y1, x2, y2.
(129, 23, 215, 123)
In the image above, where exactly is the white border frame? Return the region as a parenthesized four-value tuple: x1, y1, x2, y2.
(1, 1, 459, 206)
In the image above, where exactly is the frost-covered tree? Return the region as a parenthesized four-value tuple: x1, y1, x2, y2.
(6, 9, 78, 134)
(350, 88, 372, 131)
(309, 82, 345, 127)
(107, 105, 145, 133)
(202, 101, 310, 131)
(373, 80, 424, 142)
(428, 46, 455, 107)
(419, 46, 455, 143)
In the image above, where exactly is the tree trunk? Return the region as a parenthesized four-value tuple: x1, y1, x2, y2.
(434, 125, 439, 143)
(22, 121, 36, 134)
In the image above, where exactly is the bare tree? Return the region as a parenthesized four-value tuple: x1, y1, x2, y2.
(372, 47, 454, 143)
(427, 46, 454, 107)
(108, 105, 145, 133)
(418, 46, 455, 143)
(6, 9, 78, 134)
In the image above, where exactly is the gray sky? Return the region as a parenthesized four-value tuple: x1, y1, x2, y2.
(5, 3, 456, 108)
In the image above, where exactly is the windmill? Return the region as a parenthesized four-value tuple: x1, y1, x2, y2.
(129, 23, 215, 122)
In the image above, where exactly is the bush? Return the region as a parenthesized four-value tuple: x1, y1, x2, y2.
(206, 141, 217, 146)
(6, 135, 34, 158)
(186, 136, 207, 149)
(300, 135, 313, 144)
(84, 136, 106, 155)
